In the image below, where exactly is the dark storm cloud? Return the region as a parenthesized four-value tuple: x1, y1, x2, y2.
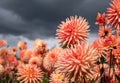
(0, 0, 111, 39)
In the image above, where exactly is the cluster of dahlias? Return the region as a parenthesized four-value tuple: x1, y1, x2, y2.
(0, 0, 120, 83)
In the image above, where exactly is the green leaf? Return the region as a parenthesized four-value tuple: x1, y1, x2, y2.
(6, 74, 10, 82)
(90, 79, 95, 83)
(42, 77, 49, 83)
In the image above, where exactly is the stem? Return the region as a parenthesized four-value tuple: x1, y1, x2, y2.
(109, 49, 113, 83)
(84, 77, 86, 83)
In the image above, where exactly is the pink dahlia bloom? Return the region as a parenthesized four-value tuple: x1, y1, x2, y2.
(20, 49, 33, 63)
(10, 47, 18, 56)
(34, 39, 48, 56)
(17, 41, 27, 51)
(0, 48, 9, 65)
(112, 46, 120, 64)
(0, 40, 7, 47)
(55, 43, 98, 82)
(98, 26, 112, 38)
(29, 56, 43, 67)
(17, 64, 43, 83)
(95, 12, 108, 26)
(107, 0, 120, 29)
(56, 16, 89, 47)
(93, 38, 108, 57)
(103, 35, 118, 49)
(7, 54, 18, 68)
(50, 70, 69, 83)
(0, 64, 4, 75)
(43, 47, 62, 72)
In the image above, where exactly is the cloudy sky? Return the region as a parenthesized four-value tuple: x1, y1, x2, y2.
(0, 0, 111, 48)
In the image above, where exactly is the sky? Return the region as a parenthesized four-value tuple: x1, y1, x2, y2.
(0, 0, 111, 48)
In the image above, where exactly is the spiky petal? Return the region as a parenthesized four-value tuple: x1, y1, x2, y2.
(56, 16, 89, 47)
(55, 43, 98, 82)
(50, 70, 69, 83)
(17, 64, 43, 83)
(107, 0, 120, 29)
(43, 47, 62, 72)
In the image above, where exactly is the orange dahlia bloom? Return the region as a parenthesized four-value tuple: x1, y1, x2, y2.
(0, 48, 9, 65)
(43, 47, 62, 72)
(7, 55, 18, 68)
(98, 26, 112, 38)
(0, 40, 7, 47)
(107, 0, 120, 29)
(56, 16, 89, 47)
(55, 43, 98, 82)
(95, 12, 107, 26)
(29, 56, 43, 67)
(11, 47, 18, 56)
(93, 38, 107, 57)
(0, 64, 4, 75)
(34, 39, 47, 55)
(103, 35, 118, 49)
(112, 47, 120, 64)
(17, 64, 43, 83)
(20, 49, 32, 63)
(17, 41, 27, 51)
(50, 70, 69, 83)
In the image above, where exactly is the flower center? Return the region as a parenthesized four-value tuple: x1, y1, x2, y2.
(56, 75, 63, 80)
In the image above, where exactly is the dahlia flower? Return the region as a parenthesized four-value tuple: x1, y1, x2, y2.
(0, 48, 9, 65)
(56, 16, 89, 47)
(29, 56, 43, 67)
(107, 0, 120, 29)
(103, 35, 118, 49)
(50, 70, 69, 83)
(11, 47, 18, 56)
(34, 39, 47, 55)
(55, 43, 98, 82)
(20, 49, 32, 63)
(17, 41, 27, 51)
(112, 47, 120, 64)
(0, 64, 4, 75)
(7, 54, 18, 68)
(98, 26, 112, 38)
(0, 40, 7, 47)
(95, 12, 107, 26)
(43, 47, 62, 72)
(17, 64, 43, 83)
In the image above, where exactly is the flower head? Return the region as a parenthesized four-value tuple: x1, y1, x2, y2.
(103, 35, 118, 49)
(107, 0, 120, 29)
(50, 70, 69, 83)
(17, 41, 27, 51)
(56, 16, 89, 47)
(34, 39, 47, 55)
(17, 64, 43, 83)
(112, 46, 120, 64)
(0, 40, 7, 47)
(20, 49, 32, 63)
(29, 56, 43, 67)
(7, 55, 18, 68)
(43, 47, 62, 72)
(55, 43, 98, 82)
(0, 48, 9, 65)
(11, 47, 18, 56)
(0, 64, 4, 75)
(93, 39, 107, 57)
(95, 12, 107, 25)
(98, 26, 112, 38)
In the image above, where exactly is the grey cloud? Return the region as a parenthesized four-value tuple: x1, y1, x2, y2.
(0, 0, 111, 39)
